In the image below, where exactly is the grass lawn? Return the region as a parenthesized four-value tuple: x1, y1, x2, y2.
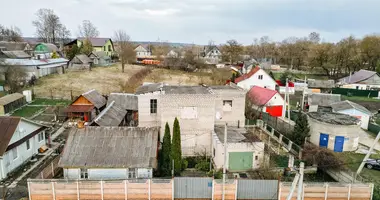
(340, 152, 380, 182)
(342, 95, 380, 102)
(11, 106, 45, 118)
(30, 98, 71, 106)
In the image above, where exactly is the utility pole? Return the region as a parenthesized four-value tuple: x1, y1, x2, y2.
(297, 162, 305, 200)
(286, 78, 291, 123)
(356, 132, 380, 179)
(222, 123, 227, 200)
(301, 76, 307, 111)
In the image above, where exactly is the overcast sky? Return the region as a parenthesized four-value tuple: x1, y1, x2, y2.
(1, 0, 380, 44)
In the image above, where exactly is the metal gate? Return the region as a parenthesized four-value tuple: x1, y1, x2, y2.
(174, 177, 213, 199)
(237, 180, 278, 199)
(319, 133, 329, 148)
(334, 136, 345, 152)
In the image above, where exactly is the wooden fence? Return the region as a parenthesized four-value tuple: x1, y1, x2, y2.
(280, 183, 373, 200)
(35, 156, 61, 179)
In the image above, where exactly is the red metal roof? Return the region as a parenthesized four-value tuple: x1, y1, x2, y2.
(64, 105, 94, 113)
(234, 66, 260, 83)
(248, 86, 278, 106)
(275, 80, 295, 87)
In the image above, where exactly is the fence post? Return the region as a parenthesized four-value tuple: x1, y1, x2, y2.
(370, 183, 374, 200)
(277, 182, 282, 200)
(77, 180, 80, 200)
(148, 179, 151, 200)
(51, 162, 55, 177)
(100, 181, 104, 200)
(212, 179, 215, 200)
(348, 184, 351, 200)
(324, 183, 329, 200)
(172, 179, 174, 200)
(287, 141, 293, 151)
(40, 172, 44, 179)
(234, 179, 238, 200)
(52, 182, 56, 200)
(124, 180, 128, 200)
(302, 183, 305, 200)
(27, 181, 32, 200)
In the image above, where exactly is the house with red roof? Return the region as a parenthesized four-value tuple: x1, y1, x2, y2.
(275, 80, 295, 94)
(234, 66, 277, 91)
(248, 86, 284, 117)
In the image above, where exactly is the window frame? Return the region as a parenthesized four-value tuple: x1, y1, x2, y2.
(80, 168, 88, 179)
(38, 132, 44, 142)
(26, 139, 30, 150)
(12, 147, 18, 160)
(128, 168, 136, 179)
(150, 99, 157, 114)
(222, 100, 233, 112)
(258, 75, 263, 80)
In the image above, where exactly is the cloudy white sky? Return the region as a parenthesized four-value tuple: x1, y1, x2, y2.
(1, 0, 380, 44)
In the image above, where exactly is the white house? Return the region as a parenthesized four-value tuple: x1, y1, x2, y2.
(234, 66, 277, 91)
(135, 44, 152, 58)
(331, 100, 371, 130)
(212, 126, 264, 171)
(338, 69, 380, 90)
(202, 45, 222, 64)
(59, 126, 159, 180)
(167, 49, 180, 58)
(247, 86, 284, 117)
(0, 117, 46, 181)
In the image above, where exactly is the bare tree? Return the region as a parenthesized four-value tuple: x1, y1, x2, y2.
(113, 30, 136, 73)
(32, 8, 71, 44)
(0, 25, 22, 42)
(78, 20, 99, 38)
(221, 39, 243, 64)
(4, 66, 28, 93)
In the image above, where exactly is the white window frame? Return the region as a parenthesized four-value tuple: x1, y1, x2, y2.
(12, 147, 18, 160)
(80, 168, 88, 179)
(223, 100, 233, 112)
(38, 132, 44, 142)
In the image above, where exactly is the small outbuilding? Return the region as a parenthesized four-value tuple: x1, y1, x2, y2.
(0, 93, 26, 115)
(68, 54, 93, 70)
(107, 93, 138, 126)
(307, 93, 341, 112)
(331, 100, 371, 130)
(59, 126, 159, 180)
(92, 101, 127, 126)
(308, 112, 361, 152)
(248, 86, 284, 117)
(88, 51, 111, 66)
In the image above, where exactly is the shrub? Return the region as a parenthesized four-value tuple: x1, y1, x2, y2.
(195, 160, 210, 172)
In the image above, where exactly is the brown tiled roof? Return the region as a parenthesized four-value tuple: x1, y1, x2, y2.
(0, 117, 21, 156)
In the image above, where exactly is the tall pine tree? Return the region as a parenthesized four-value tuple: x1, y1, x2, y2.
(291, 112, 310, 146)
(159, 122, 172, 176)
(171, 117, 182, 175)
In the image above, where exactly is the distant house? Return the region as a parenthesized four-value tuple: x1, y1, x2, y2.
(308, 79, 335, 92)
(248, 86, 284, 117)
(201, 45, 222, 64)
(68, 54, 93, 70)
(234, 66, 277, 91)
(275, 80, 295, 95)
(0, 51, 31, 59)
(0, 93, 26, 115)
(65, 89, 106, 122)
(59, 126, 159, 180)
(106, 93, 138, 126)
(331, 100, 371, 130)
(65, 38, 115, 56)
(135, 44, 152, 58)
(167, 49, 179, 58)
(307, 93, 341, 112)
(0, 116, 47, 181)
(0, 58, 68, 80)
(338, 70, 380, 90)
(34, 43, 61, 59)
(0, 41, 32, 53)
(88, 51, 111, 66)
(212, 126, 264, 171)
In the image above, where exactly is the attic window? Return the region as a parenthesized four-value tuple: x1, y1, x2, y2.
(223, 100, 233, 112)
(258, 75, 263, 80)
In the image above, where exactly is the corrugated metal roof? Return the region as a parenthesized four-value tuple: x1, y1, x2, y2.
(59, 126, 159, 168)
(1, 51, 31, 58)
(107, 93, 138, 110)
(339, 70, 378, 84)
(235, 66, 261, 83)
(0, 93, 24, 106)
(82, 89, 106, 109)
(3, 58, 68, 66)
(248, 86, 278, 106)
(90, 51, 110, 59)
(0, 116, 21, 156)
(331, 100, 371, 115)
(94, 101, 127, 126)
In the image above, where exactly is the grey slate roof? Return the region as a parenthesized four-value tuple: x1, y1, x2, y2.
(331, 100, 371, 115)
(74, 54, 92, 64)
(136, 83, 213, 95)
(94, 101, 127, 126)
(0, 93, 24, 105)
(59, 126, 159, 168)
(90, 51, 110, 59)
(307, 79, 335, 89)
(78, 38, 111, 47)
(0, 42, 28, 51)
(308, 93, 341, 106)
(307, 112, 360, 125)
(82, 89, 106, 109)
(107, 93, 138, 110)
(1, 51, 31, 59)
(339, 70, 378, 84)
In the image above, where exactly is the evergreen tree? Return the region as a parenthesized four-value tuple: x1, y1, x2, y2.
(291, 112, 310, 146)
(279, 70, 292, 85)
(171, 117, 182, 175)
(66, 43, 80, 60)
(159, 122, 172, 176)
(231, 73, 236, 82)
(80, 39, 93, 55)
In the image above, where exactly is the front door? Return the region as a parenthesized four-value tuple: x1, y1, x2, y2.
(319, 133, 329, 148)
(334, 136, 345, 152)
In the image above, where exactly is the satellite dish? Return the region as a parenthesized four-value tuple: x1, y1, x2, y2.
(216, 111, 222, 120)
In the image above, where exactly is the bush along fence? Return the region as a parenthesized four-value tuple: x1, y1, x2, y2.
(332, 88, 379, 97)
(368, 123, 380, 136)
(27, 178, 374, 200)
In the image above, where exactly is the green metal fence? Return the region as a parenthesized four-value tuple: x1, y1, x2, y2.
(368, 123, 380, 135)
(332, 88, 379, 97)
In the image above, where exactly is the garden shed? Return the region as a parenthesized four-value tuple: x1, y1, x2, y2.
(0, 93, 26, 115)
(308, 112, 362, 152)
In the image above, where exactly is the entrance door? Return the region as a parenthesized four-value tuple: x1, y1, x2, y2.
(319, 133, 329, 148)
(229, 152, 253, 171)
(334, 136, 345, 152)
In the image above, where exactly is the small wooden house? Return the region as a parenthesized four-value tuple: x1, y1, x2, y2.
(0, 93, 26, 115)
(64, 89, 106, 122)
(88, 51, 111, 66)
(68, 54, 93, 70)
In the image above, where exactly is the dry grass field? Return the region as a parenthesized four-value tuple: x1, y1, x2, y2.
(31, 63, 229, 99)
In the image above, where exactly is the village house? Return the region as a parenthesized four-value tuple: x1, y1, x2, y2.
(247, 86, 284, 117)
(0, 41, 33, 55)
(136, 83, 246, 156)
(0, 116, 46, 180)
(88, 51, 111, 66)
(65, 89, 106, 122)
(338, 69, 380, 90)
(65, 38, 115, 56)
(331, 100, 371, 130)
(0, 93, 26, 115)
(135, 44, 153, 59)
(68, 54, 93, 70)
(307, 79, 335, 93)
(234, 66, 277, 91)
(0, 50, 31, 59)
(59, 126, 159, 180)
(201, 45, 222, 64)
(212, 126, 264, 171)
(0, 58, 68, 80)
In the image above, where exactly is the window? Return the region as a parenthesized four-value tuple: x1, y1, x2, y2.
(128, 168, 136, 179)
(103, 46, 106, 51)
(258, 75, 263, 80)
(150, 99, 157, 114)
(223, 100, 233, 112)
(255, 155, 258, 160)
(38, 132, 44, 142)
(213, 148, 215, 157)
(26, 139, 30, 150)
(180, 107, 198, 119)
(12, 147, 18, 160)
(80, 168, 88, 179)
(108, 45, 111, 51)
